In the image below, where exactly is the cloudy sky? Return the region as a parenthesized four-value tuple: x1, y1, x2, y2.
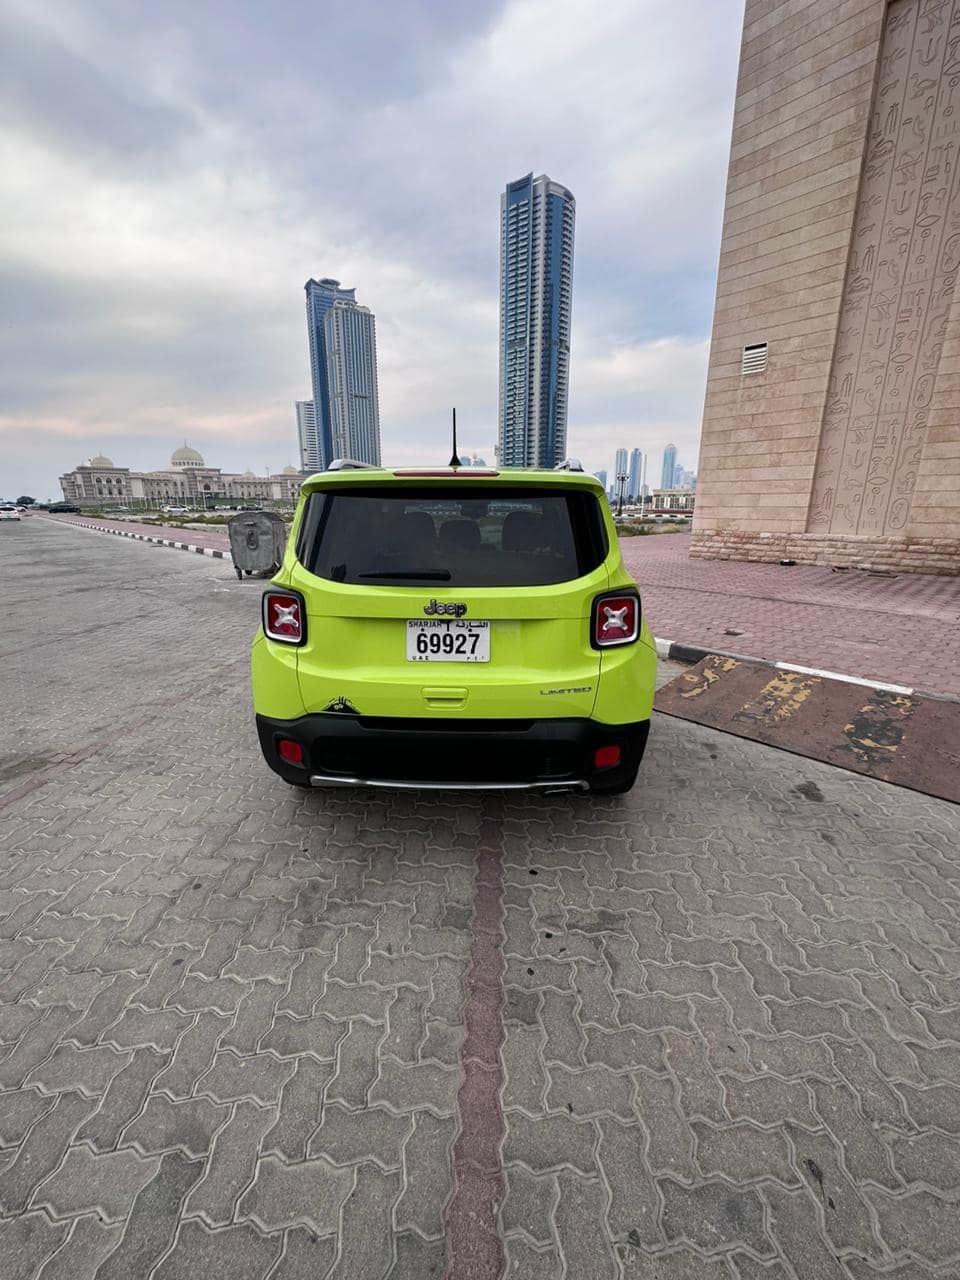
(1, 0, 744, 500)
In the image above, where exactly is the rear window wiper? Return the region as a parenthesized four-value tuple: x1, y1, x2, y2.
(358, 570, 452, 581)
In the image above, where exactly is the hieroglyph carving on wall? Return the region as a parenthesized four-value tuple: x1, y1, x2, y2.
(808, 0, 960, 534)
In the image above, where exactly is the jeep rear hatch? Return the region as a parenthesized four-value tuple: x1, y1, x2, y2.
(288, 483, 610, 720)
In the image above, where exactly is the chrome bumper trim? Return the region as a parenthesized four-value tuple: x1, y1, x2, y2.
(308, 773, 590, 793)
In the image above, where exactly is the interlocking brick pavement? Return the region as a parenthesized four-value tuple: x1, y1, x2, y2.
(1, 517, 959, 1277)
(620, 531, 960, 696)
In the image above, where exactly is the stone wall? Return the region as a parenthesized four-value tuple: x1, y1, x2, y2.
(694, 0, 960, 575)
(691, 528, 959, 574)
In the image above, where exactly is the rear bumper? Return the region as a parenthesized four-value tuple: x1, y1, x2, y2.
(256, 713, 649, 792)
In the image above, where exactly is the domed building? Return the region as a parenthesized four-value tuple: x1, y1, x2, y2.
(171, 444, 205, 470)
(60, 443, 306, 509)
(58, 453, 132, 505)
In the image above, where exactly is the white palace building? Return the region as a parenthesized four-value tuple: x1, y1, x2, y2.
(60, 445, 306, 508)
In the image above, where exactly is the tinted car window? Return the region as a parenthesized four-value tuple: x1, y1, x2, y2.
(298, 485, 607, 586)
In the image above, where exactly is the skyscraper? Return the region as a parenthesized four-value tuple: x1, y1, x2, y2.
(295, 400, 320, 473)
(628, 449, 642, 501)
(498, 173, 576, 468)
(661, 444, 677, 490)
(595, 468, 607, 492)
(304, 278, 382, 468)
(325, 300, 381, 466)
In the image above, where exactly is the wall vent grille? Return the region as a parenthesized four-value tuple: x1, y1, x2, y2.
(741, 342, 768, 375)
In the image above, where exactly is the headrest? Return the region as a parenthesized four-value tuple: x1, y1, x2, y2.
(438, 519, 481, 552)
(501, 510, 544, 553)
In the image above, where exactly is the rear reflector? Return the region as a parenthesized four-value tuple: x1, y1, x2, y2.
(393, 469, 500, 476)
(594, 745, 622, 770)
(591, 591, 640, 648)
(262, 589, 306, 645)
(278, 738, 304, 765)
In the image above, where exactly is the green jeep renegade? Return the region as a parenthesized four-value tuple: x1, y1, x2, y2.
(252, 462, 656, 794)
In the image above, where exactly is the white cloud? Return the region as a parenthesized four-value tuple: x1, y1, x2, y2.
(569, 336, 710, 478)
(0, 0, 741, 498)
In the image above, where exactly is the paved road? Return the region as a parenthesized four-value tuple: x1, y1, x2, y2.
(2, 517, 960, 1279)
(45, 514, 960, 696)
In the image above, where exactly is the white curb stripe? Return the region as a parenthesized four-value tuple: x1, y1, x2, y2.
(773, 661, 914, 696)
(40, 516, 232, 562)
(655, 636, 920, 697)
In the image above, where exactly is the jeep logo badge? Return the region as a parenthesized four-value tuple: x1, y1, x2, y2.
(423, 599, 467, 617)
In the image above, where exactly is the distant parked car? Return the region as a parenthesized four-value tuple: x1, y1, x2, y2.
(48, 502, 81, 513)
(162, 506, 189, 515)
(0, 505, 21, 521)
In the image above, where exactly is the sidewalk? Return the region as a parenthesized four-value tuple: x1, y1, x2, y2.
(621, 532, 960, 697)
(47, 516, 960, 697)
(47, 513, 233, 555)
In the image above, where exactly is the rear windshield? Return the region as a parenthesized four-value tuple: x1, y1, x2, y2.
(297, 485, 607, 586)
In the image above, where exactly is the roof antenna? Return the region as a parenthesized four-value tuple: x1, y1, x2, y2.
(448, 407, 462, 467)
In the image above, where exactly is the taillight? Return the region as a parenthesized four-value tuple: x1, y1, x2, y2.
(277, 738, 304, 765)
(262, 589, 306, 645)
(591, 591, 640, 648)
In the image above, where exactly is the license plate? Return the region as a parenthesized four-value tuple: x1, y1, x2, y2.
(407, 619, 490, 662)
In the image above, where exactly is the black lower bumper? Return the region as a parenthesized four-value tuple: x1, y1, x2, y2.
(256, 712, 650, 791)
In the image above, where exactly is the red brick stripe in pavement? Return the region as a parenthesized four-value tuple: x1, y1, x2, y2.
(444, 796, 507, 1280)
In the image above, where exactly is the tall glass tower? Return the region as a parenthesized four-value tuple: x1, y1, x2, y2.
(661, 443, 677, 490)
(295, 400, 320, 473)
(628, 449, 642, 501)
(304, 278, 382, 468)
(498, 174, 576, 468)
(325, 301, 381, 466)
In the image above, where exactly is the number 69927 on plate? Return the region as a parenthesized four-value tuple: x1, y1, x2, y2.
(406, 620, 490, 662)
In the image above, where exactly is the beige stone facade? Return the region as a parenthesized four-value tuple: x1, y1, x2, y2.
(651, 489, 696, 512)
(693, 0, 960, 575)
(60, 449, 306, 508)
